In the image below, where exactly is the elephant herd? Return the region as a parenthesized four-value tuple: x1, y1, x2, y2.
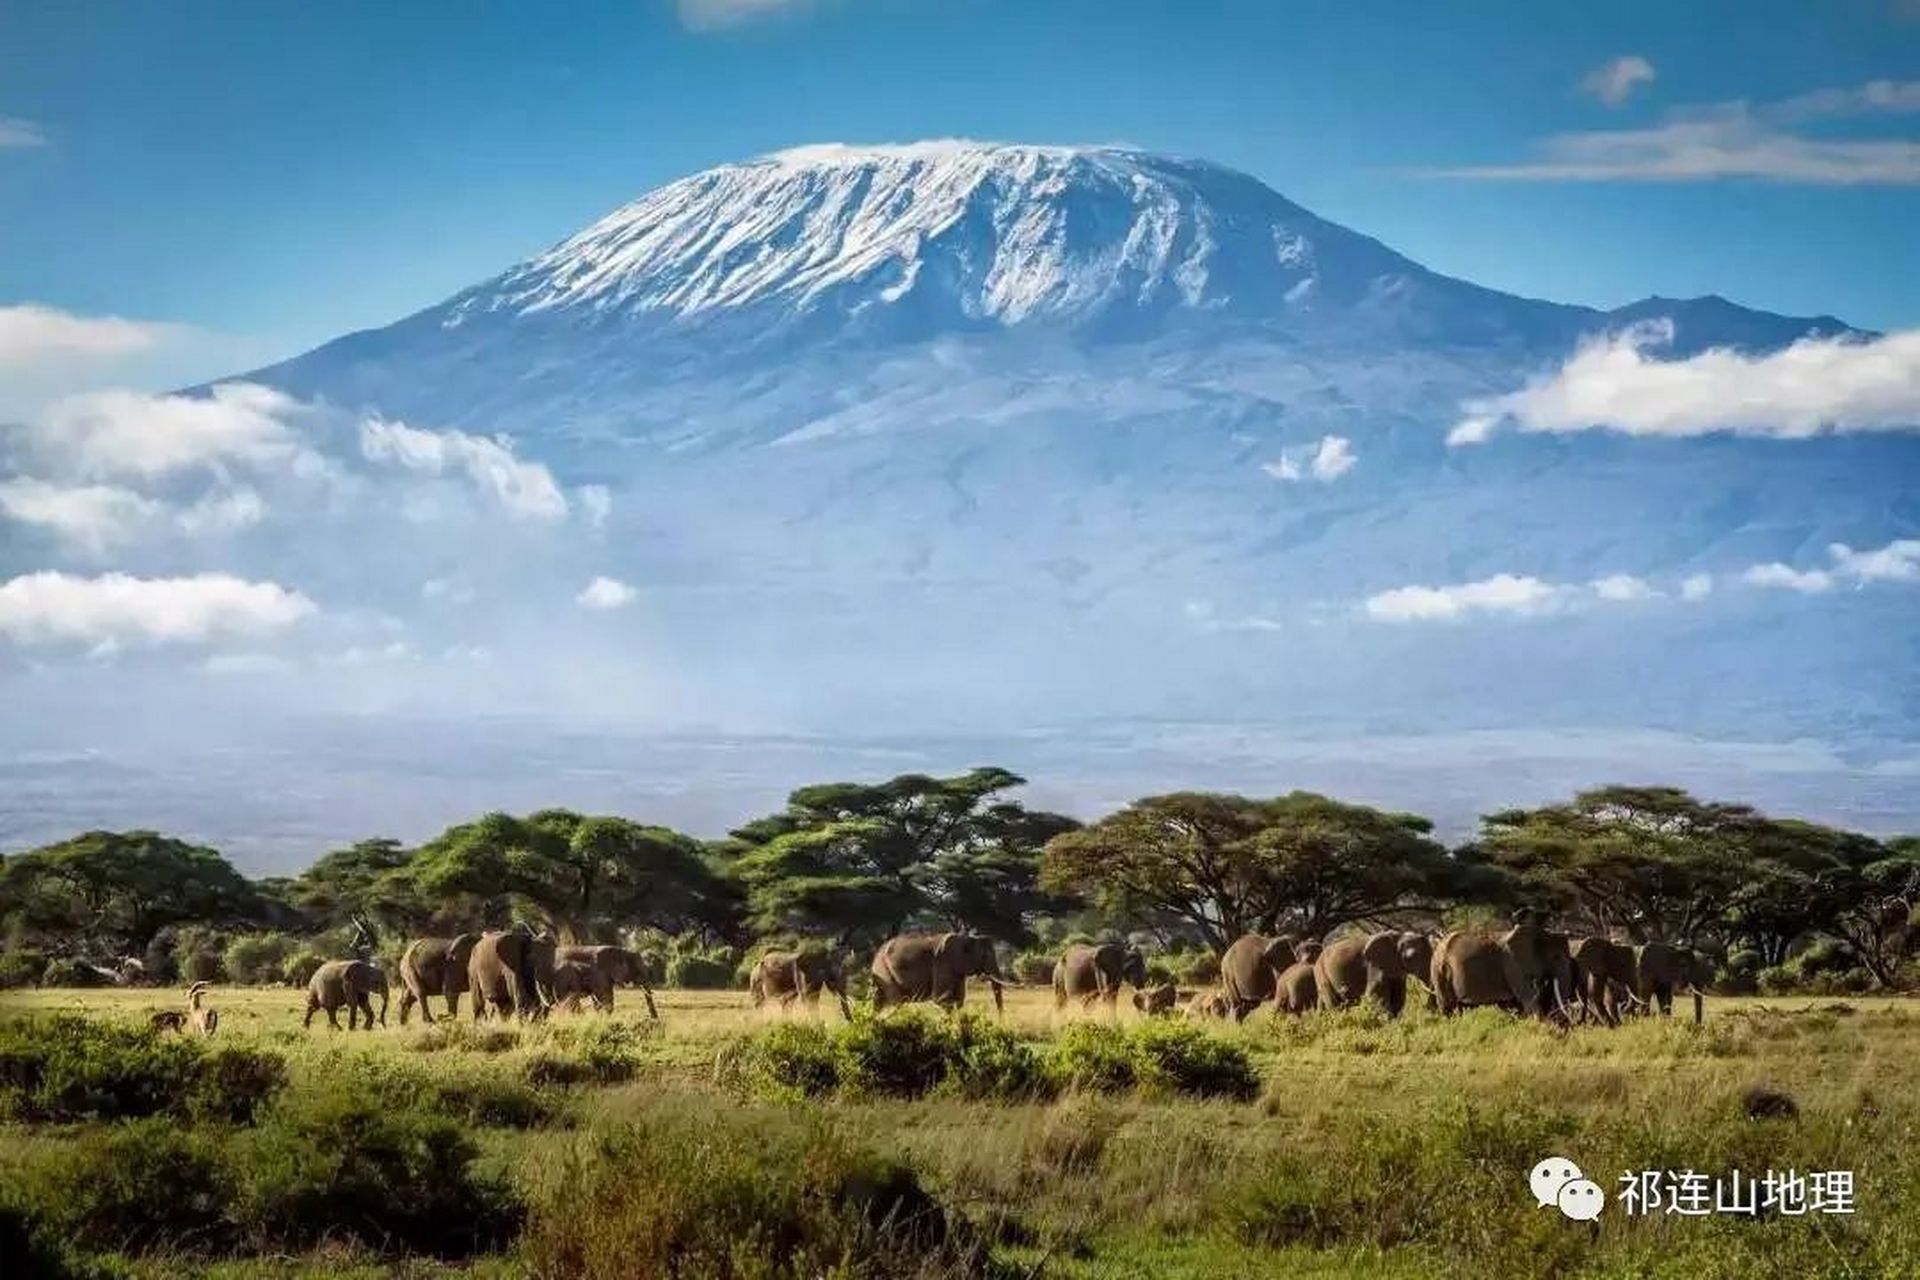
(298, 921, 1709, 1032)
(1185, 925, 1710, 1026)
(300, 927, 1015, 1029)
(303, 929, 660, 1030)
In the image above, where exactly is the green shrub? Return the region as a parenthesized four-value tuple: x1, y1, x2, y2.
(6, 1119, 233, 1255)
(281, 950, 326, 988)
(1129, 1020, 1259, 1101)
(0, 948, 48, 990)
(0, 1202, 109, 1280)
(1178, 951, 1222, 986)
(1048, 1023, 1136, 1093)
(947, 1014, 1053, 1101)
(1012, 952, 1057, 986)
(39, 958, 108, 988)
(228, 1086, 521, 1257)
(520, 1110, 980, 1280)
(169, 926, 228, 984)
(834, 1010, 956, 1098)
(1144, 958, 1181, 986)
(0, 1014, 285, 1124)
(742, 1020, 841, 1098)
(223, 932, 301, 985)
(665, 952, 736, 989)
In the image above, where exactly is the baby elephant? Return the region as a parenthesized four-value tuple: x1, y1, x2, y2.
(305, 959, 389, 1030)
(148, 1009, 187, 1033)
(1131, 983, 1181, 1017)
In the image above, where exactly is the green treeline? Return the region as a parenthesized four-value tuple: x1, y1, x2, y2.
(1, 769, 1915, 994)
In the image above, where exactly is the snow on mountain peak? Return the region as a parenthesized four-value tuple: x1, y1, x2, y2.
(451, 140, 1401, 330)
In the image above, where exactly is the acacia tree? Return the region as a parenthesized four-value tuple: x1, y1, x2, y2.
(1469, 787, 1764, 945)
(407, 810, 732, 941)
(724, 767, 1079, 948)
(1817, 837, 1920, 987)
(1039, 791, 1457, 952)
(0, 830, 261, 953)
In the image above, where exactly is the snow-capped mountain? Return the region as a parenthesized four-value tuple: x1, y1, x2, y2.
(246, 141, 1853, 443)
(29, 138, 1882, 864)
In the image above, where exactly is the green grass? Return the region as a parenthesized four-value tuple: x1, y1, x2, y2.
(3, 986, 1918, 1277)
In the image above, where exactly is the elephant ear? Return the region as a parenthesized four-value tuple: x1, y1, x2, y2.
(933, 932, 958, 961)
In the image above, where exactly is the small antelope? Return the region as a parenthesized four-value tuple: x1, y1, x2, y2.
(186, 981, 218, 1036)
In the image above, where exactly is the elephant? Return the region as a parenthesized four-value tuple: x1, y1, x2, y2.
(749, 949, 851, 1020)
(1183, 988, 1232, 1019)
(1293, 940, 1323, 965)
(1634, 941, 1706, 1024)
(1430, 925, 1575, 1021)
(1132, 983, 1180, 1016)
(467, 928, 556, 1021)
(1052, 942, 1149, 1014)
(1314, 930, 1432, 1016)
(554, 944, 659, 1019)
(869, 932, 1008, 1013)
(304, 959, 389, 1030)
(1275, 960, 1318, 1014)
(1568, 937, 1640, 1026)
(1218, 934, 1299, 1021)
(396, 933, 480, 1025)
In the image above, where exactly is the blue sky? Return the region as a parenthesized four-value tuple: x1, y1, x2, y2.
(0, 0, 1915, 399)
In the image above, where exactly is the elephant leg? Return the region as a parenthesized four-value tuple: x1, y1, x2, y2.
(303, 1000, 317, 1029)
(326, 1005, 341, 1030)
(397, 986, 418, 1026)
(445, 987, 461, 1019)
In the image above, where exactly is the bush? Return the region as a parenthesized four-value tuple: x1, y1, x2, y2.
(1012, 952, 1057, 986)
(170, 926, 228, 984)
(1129, 1019, 1260, 1101)
(1177, 951, 1222, 986)
(948, 1014, 1053, 1101)
(666, 952, 736, 990)
(0, 1014, 285, 1124)
(5, 1119, 232, 1255)
(0, 949, 48, 990)
(0, 1202, 108, 1280)
(520, 1110, 980, 1280)
(834, 1010, 957, 1098)
(742, 1020, 841, 1098)
(39, 958, 108, 988)
(1048, 1023, 1136, 1093)
(228, 1086, 521, 1257)
(281, 950, 326, 988)
(223, 932, 301, 985)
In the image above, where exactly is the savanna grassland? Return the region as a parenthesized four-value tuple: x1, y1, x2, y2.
(3, 985, 1918, 1280)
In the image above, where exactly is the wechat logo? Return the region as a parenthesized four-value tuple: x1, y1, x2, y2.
(1531, 1156, 1606, 1221)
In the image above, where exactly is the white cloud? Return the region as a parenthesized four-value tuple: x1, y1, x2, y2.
(0, 117, 46, 149)
(1744, 539, 1920, 594)
(1450, 323, 1920, 445)
(0, 478, 265, 552)
(1580, 55, 1655, 107)
(678, 0, 808, 30)
(1365, 574, 1566, 622)
(1680, 573, 1714, 601)
(1436, 80, 1920, 184)
(1828, 538, 1920, 582)
(578, 484, 612, 527)
(360, 417, 569, 521)
(0, 304, 175, 366)
(27, 382, 313, 478)
(1743, 563, 1834, 594)
(1364, 570, 1700, 622)
(421, 577, 477, 606)
(1591, 573, 1658, 602)
(0, 572, 313, 646)
(577, 576, 637, 610)
(1262, 434, 1358, 483)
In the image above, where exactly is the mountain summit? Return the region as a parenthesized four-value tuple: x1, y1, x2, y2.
(248, 140, 1847, 439)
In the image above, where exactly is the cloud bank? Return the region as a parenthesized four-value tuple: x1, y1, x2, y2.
(360, 417, 570, 521)
(1436, 79, 1920, 185)
(1450, 324, 1920, 445)
(0, 304, 173, 366)
(0, 572, 314, 646)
